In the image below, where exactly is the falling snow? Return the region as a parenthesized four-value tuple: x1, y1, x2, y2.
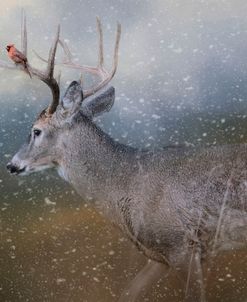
(0, 0, 247, 301)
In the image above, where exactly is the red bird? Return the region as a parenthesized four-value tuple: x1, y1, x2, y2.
(6, 44, 32, 78)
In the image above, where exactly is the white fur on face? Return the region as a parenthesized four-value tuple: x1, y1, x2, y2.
(25, 164, 52, 174)
(10, 151, 55, 176)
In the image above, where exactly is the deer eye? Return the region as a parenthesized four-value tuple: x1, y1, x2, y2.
(33, 129, 42, 137)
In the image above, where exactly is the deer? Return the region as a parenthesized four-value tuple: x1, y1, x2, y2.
(2, 12, 247, 302)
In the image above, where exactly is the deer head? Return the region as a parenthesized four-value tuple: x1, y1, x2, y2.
(3, 13, 121, 176)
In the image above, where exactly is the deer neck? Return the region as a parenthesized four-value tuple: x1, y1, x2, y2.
(57, 117, 137, 207)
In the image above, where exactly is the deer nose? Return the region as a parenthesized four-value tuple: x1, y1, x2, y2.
(6, 162, 19, 174)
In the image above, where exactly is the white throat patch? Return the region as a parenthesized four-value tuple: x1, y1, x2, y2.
(57, 166, 69, 182)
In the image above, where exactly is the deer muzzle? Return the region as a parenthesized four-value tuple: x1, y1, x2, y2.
(6, 162, 26, 175)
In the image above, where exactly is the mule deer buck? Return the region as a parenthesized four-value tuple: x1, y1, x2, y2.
(3, 13, 247, 302)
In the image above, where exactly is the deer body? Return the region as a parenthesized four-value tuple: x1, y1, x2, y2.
(54, 111, 247, 265)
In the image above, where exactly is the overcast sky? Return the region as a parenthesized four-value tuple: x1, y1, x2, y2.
(1, 0, 247, 148)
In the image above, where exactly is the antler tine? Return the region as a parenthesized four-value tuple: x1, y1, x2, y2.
(47, 25, 60, 78)
(41, 24, 61, 114)
(34, 18, 121, 99)
(79, 73, 83, 86)
(34, 39, 100, 74)
(111, 22, 121, 77)
(58, 39, 73, 63)
(83, 21, 121, 98)
(21, 9, 27, 57)
(0, 9, 28, 68)
(28, 24, 61, 115)
(32, 49, 48, 64)
(56, 70, 61, 87)
(96, 17, 104, 68)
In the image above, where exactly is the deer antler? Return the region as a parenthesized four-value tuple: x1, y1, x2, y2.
(0, 11, 60, 115)
(34, 17, 121, 99)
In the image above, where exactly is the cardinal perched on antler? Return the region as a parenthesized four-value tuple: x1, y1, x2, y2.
(6, 44, 32, 78)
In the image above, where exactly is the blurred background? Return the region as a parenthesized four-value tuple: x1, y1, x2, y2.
(0, 0, 247, 301)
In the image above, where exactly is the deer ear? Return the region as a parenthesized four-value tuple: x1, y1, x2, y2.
(60, 81, 83, 117)
(81, 86, 115, 119)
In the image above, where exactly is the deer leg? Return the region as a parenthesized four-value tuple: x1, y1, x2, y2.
(185, 245, 206, 302)
(119, 259, 169, 302)
(194, 248, 206, 302)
